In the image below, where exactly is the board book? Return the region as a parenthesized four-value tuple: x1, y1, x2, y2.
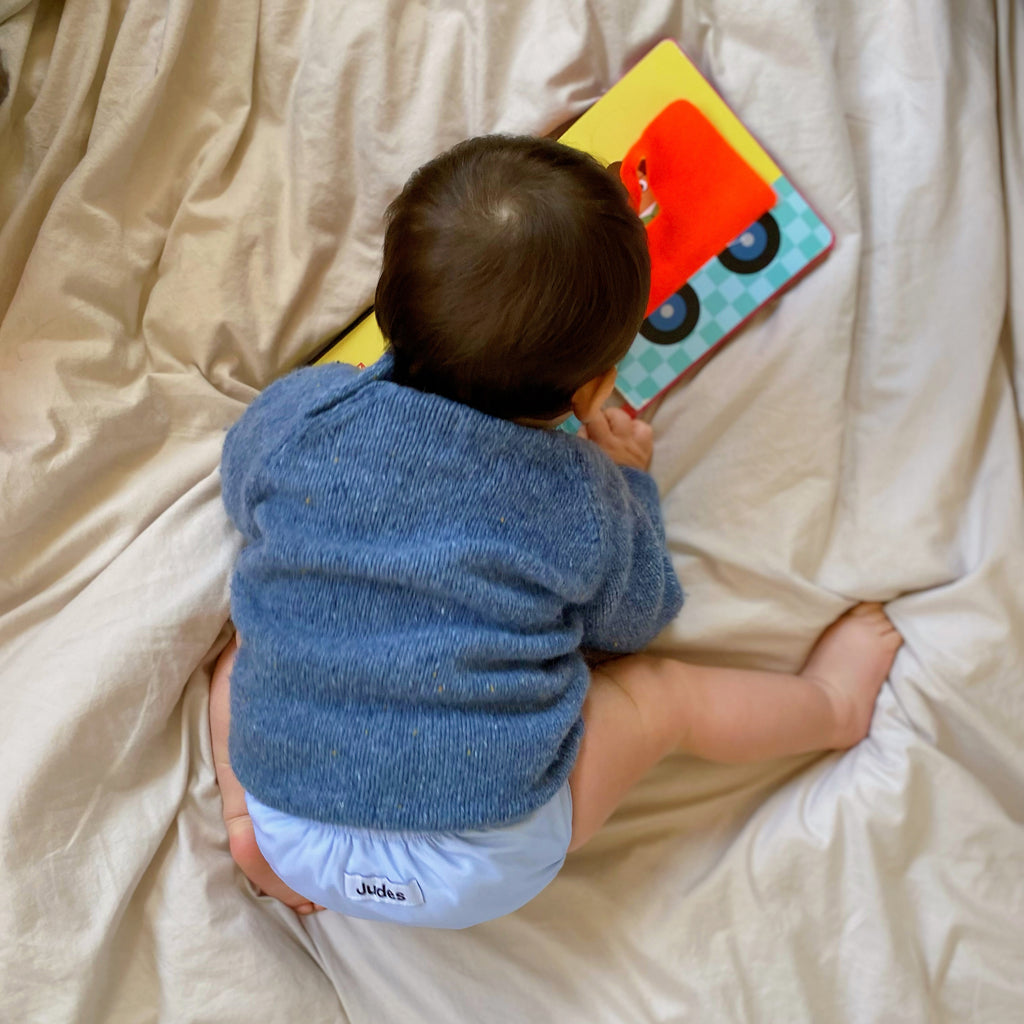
(314, 40, 833, 415)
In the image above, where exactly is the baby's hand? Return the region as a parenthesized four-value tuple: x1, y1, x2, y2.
(578, 407, 653, 471)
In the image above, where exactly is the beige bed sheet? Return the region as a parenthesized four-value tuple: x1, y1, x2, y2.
(1, 1, 1022, 1021)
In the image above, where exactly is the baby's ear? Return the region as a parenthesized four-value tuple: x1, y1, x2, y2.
(571, 368, 618, 423)
(606, 160, 631, 205)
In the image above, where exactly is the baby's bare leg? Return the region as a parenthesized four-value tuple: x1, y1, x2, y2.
(209, 634, 323, 915)
(568, 603, 901, 851)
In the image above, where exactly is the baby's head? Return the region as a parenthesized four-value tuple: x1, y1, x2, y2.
(375, 135, 650, 421)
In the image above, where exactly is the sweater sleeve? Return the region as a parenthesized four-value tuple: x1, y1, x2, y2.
(221, 364, 360, 541)
(575, 447, 684, 653)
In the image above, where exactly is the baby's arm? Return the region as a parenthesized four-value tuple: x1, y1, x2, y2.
(574, 415, 683, 653)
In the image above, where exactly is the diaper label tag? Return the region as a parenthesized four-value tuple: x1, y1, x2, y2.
(344, 873, 425, 907)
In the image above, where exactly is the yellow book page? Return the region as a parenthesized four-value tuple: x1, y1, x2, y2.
(315, 313, 386, 368)
(561, 40, 780, 184)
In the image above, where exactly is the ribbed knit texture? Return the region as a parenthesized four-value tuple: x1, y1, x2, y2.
(222, 354, 683, 831)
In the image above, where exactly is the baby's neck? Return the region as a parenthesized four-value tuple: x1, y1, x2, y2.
(513, 412, 571, 431)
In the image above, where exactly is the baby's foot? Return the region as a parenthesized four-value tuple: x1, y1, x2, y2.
(800, 603, 902, 748)
(210, 635, 324, 916)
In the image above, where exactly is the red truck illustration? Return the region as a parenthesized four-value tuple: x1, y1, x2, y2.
(617, 100, 782, 345)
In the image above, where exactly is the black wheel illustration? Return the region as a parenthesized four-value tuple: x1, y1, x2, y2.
(717, 212, 781, 274)
(639, 283, 701, 346)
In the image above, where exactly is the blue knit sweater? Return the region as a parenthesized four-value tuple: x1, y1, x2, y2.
(221, 354, 683, 832)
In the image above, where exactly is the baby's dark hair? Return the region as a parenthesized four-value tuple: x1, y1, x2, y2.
(375, 135, 651, 420)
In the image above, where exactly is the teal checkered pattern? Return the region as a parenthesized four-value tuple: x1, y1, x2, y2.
(616, 176, 833, 410)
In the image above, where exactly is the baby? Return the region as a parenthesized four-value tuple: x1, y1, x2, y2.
(210, 134, 901, 927)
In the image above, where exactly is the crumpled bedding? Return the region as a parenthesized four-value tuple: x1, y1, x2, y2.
(1, 1, 1022, 1022)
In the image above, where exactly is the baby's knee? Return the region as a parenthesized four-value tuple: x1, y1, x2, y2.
(592, 654, 685, 751)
